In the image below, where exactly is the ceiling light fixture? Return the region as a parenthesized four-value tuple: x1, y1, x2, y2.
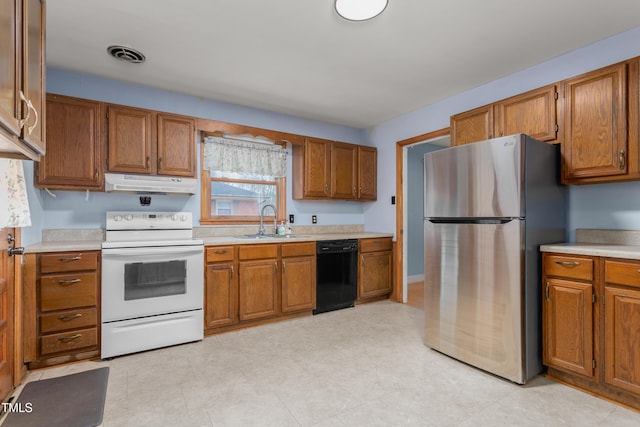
(335, 0, 388, 21)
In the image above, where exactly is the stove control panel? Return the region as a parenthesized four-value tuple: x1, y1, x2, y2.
(106, 211, 193, 230)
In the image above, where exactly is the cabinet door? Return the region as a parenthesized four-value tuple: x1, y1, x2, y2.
(19, 0, 45, 154)
(205, 263, 237, 329)
(562, 63, 627, 182)
(37, 95, 103, 189)
(543, 278, 594, 378)
(358, 250, 392, 299)
(495, 85, 558, 142)
(0, 0, 20, 138)
(357, 145, 377, 200)
(303, 138, 331, 198)
(157, 113, 196, 177)
(0, 228, 14, 400)
(107, 105, 153, 174)
(282, 255, 315, 313)
(331, 142, 357, 199)
(238, 259, 280, 321)
(604, 286, 640, 394)
(450, 104, 493, 146)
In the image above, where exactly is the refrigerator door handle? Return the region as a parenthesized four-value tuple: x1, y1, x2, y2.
(427, 218, 516, 225)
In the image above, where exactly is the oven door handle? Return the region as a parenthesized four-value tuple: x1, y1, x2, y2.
(102, 246, 204, 257)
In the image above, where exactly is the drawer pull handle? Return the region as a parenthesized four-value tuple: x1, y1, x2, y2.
(213, 249, 228, 254)
(58, 256, 81, 262)
(58, 279, 81, 286)
(59, 334, 82, 343)
(555, 261, 580, 267)
(58, 314, 82, 321)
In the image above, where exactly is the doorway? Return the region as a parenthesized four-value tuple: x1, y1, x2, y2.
(394, 129, 449, 307)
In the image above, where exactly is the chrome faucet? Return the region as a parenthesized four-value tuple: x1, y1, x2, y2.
(258, 203, 277, 235)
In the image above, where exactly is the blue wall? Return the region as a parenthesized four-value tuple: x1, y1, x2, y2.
(22, 69, 372, 245)
(407, 143, 444, 276)
(366, 25, 640, 242)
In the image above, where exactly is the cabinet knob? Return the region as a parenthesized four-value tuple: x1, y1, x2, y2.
(619, 150, 626, 170)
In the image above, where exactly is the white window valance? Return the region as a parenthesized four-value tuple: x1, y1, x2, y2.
(0, 158, 32, 228)
(202, 136, 287, 179)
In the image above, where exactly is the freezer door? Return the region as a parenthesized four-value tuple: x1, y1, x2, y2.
(424, 219, 525, 383)
(424, 135, 523, 218)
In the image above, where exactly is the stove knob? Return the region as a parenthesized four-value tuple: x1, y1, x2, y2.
(114, 215, 122, 222)
(180, 214, 188, 222)
(171, 214, 179, 221)
(125, 214, 134, 221)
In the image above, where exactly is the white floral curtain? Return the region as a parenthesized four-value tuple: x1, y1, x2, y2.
(202, 136, 287, 179)
(0, 158, 32, 228)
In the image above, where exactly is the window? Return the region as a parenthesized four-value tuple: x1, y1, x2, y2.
(201, 133, 287, 225)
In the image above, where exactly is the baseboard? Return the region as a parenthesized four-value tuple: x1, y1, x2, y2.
(407, 274, 424, 284)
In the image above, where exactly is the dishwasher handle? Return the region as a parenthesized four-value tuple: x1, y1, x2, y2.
(316, 239, 358, 254)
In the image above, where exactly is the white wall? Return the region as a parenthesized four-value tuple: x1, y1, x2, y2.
(365, 25, 640, 241)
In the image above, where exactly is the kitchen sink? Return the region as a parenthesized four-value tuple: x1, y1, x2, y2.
(235, 234, 310, 239)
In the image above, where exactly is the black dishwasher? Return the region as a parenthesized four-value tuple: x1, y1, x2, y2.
(314, 239, 358, 314)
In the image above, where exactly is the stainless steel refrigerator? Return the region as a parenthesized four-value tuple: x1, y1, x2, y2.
(423, 134, 566, 384)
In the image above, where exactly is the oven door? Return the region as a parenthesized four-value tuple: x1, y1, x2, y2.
(101, 245, 204, 322)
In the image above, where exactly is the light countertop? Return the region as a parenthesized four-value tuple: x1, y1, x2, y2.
(24, 231, 393, 253)
(540, 243, 640, 260)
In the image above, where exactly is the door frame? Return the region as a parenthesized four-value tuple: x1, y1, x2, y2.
(393, 128, 449, 302)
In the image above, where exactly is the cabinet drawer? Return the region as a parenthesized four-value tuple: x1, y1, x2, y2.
(604, 259, 640, 289)
(40, 273, 98, 312)
(281, 242, 315, 258)
(40, 327, 98, 356)
(39, 252, 99, 274)
(206, 246, 235, 263)
(40, 308, 98, 335)
(359, 237, 392, 253)
(239, 244, 278, 260)
(544, 254, 593, 281)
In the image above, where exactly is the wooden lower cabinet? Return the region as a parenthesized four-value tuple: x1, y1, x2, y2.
(281, 242, 315, 313)
(238, 258, 280, 321)
(23, 251, 101, 368)
(204, 242, 316, 334)
(544, 278, 594, 378)
(358, 238, 393, 300)
(205, 263, 237, 329)
(542, 252, 640, 410)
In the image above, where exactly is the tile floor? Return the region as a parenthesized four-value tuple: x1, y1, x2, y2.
(9, 301, 640, 426)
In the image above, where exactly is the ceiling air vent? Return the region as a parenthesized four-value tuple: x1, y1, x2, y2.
(107, 45, 146, 64)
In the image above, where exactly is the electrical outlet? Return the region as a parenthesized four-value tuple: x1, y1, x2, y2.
(289, 214, 295, 224)
(312, 215, 317, 224)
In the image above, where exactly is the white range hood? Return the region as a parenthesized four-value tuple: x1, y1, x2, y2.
(104, 173, 197, 195)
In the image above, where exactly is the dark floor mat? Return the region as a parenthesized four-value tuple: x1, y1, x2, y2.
(3, 367, 109, 427)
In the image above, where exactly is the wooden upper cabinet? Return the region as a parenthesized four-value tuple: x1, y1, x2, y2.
(562, 63, 627, 182)
(293, 138, 377, 201)
(0, 0, 21, 139)
(20, 0, 45, 154)
(495, 85, 559, 142)
(157, 113, 196, 177)
(107, 105, 153, 174)
(0, 0, 45, 160)
(450, 104, 493, 146)
(331, 142, 357, 199)
(37, 94, 103, 190)
(293, 137, 331, 199)
(357, 145, 377, 200)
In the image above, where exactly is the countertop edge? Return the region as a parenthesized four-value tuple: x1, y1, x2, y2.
(24, 232, 394, 253)
(540, 243, 640, 260)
